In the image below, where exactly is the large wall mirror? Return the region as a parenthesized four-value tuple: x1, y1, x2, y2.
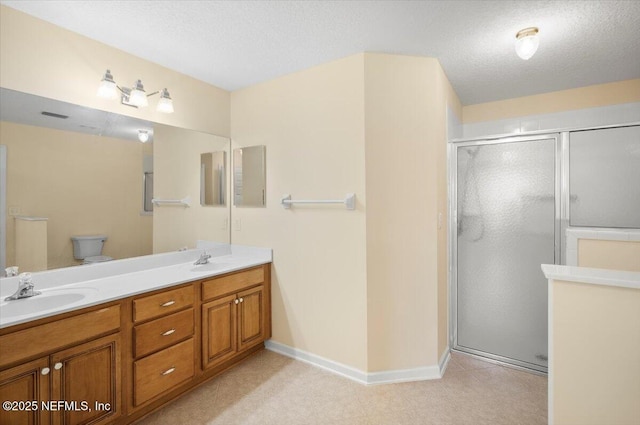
(0, 88, 231, 273)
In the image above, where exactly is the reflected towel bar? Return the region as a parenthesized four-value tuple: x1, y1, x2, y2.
(152, 196, 191, 207)
(281, 193, 355, 210)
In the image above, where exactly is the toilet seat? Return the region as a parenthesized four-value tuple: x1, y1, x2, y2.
(83, 255, 113, 264)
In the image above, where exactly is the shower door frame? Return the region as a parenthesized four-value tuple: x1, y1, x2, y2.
(448, 133, 563, 373)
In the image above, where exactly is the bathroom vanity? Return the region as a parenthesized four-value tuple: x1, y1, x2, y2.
(0, 245, 272, 425)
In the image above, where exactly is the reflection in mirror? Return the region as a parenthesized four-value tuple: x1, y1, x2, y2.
(233, 145, 266, 207)
(0, 88, 231, 273)
(200, 152, 226, 206)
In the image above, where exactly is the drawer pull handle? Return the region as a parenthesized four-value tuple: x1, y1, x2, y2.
(239, 297, 244, 303)
(160, 300, 176, 307)
(161, 329, 176, 336)
(41, 367, 50, 375)
(161, 367, 176, 376)
(234, 299, 239, 305)
(54, 362, 63, 370)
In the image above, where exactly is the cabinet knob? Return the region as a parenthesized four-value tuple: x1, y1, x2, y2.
(160, 300, 176, 307)
(161, 329, 176, 336)
(54, 362, 63, 370)
(41, 367, 50, 375)
(239, 298, 244, 303)
(234, 299, 239, 305)
(161, 367, 176, 376)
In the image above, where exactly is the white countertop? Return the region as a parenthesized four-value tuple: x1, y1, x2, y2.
(0, 242, 272, 329)
(541, 264, 640, 290)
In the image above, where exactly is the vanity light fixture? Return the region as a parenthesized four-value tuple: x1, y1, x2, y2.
(128, 80, 148, 108)
(137, 130, 150, 143)
(97, 69, 174, 113)
(515, 27, 539, 60)
(156, 88, 175, 113)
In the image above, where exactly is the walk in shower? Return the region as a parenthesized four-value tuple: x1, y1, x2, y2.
(452, 135, 559, 372)
(450, 124, 640, 373)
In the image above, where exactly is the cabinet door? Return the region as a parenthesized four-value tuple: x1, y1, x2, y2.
(50, 333, 120, 425)
(237, 285, 265, 352)
(202, 294, 238, 369)
(0, 357, 50, 425)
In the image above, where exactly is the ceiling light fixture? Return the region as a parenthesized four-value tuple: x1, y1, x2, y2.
(97, 69, 174, 113)
(137, 130, 150, 143)
(515, 27, 539, 60)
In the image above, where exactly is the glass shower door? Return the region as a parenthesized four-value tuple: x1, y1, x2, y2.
(455, 136, 557, 371)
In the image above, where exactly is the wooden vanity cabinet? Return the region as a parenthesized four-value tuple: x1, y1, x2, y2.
(0, 262, 271, 425)
(130, 284, 195, 409)
(0, 358, 50, 425)
(201, 266, 268, 370)
(0, 304, 122, 425)
(50, 333, 121, 425)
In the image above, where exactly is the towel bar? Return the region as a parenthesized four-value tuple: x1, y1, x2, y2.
(281, 193, 355, 210)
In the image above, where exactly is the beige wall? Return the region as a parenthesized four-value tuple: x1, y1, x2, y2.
(231, 52, 458, 373)
(364, 53, 451, 371)
(1, 121, 151, 269)
(231, 54, 369, 370)
(436, 64, 459, 360)
(0, 5, 229, 137)
(462, 79, 640, 123)
(552, 280, 640, 425)
(152, 124, 230, 253)
(578, 239, 640, 272)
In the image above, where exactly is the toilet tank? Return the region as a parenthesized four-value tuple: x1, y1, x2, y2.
(71, 235, 107, 260)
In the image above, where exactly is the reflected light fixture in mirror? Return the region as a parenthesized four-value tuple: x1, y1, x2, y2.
(137, 130, 150, 143)
(97, 69, 174, 113)
(515, 27, 539, 60)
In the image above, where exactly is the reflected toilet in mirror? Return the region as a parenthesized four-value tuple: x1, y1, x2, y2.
(71, 235, 113, 265)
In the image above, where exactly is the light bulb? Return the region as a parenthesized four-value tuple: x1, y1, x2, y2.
(515, 27, 539, 60)
(156, 88, 174, 113)
(97, 69, 118, 99)
(138, 130, 150, 143)
(129, 80, 148, 107)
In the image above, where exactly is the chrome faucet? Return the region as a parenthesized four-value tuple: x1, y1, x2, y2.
(5, 273, 41, 301)
(194, 251, 212, 265)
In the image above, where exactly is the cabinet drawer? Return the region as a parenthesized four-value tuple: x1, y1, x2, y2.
(134, 308, 194, 358)
(134, 338, 194, 406)
(202, 267, 264, 301)
(133, 285, 193, 323)
(0, 305, 120, 368)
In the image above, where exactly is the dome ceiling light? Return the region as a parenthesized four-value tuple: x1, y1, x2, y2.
(515, 27, 539, 60)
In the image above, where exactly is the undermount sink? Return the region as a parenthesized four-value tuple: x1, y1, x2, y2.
(1, 288, 97, 318)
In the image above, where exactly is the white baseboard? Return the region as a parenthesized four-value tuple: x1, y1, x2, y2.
(265, 340, 368, 384)
(265, 340, 448, 386)
(439, 346, 451, 375)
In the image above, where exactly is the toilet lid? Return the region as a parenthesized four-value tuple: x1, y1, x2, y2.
(84, 255, 113, 263)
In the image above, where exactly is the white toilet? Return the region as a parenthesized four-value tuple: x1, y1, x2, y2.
(71, 235, 113, 264)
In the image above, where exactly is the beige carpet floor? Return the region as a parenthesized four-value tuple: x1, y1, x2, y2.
(136, 349, 547, 425)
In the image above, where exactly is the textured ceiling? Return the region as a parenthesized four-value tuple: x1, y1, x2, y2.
(1, 0, 639, 105)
